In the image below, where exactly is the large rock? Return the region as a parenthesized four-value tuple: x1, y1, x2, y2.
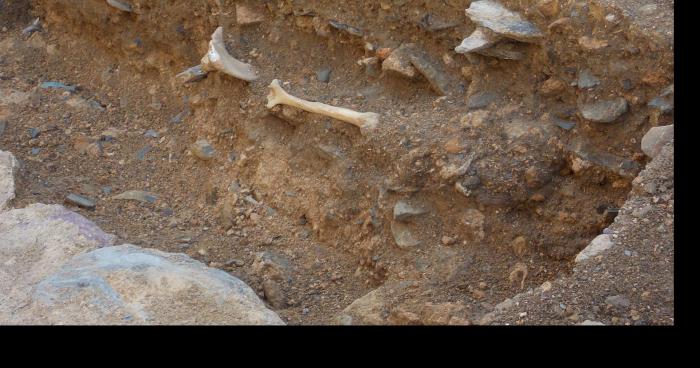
(641, 125, 673, 158)
(14, 245, 285, 325)
(0, 204, 116, 321)
(0, 151, 19, 210)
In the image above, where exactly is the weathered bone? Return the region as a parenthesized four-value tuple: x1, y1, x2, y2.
(200, 27, 257, 81)
(266, 79, 379, 135)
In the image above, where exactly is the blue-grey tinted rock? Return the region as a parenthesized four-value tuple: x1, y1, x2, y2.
(161, 208, 174, 217)
(567, 138, 640, 177)
(553, 118, 576, 130)
(0, 120, 6, 137)
(191, 139, 216, 160)
(112, 190, 158, 203)
(621, 79, 633, 91)
(135, 145, 151, 161)
(317, 67, 331, 83)
(577, 70, 600, 89)
(106, 0, 133, 12)
(648, 97, 672, 113)
(468, 91, 498, 110)
(40, 81, 77, 93)
(31, 148, 42, 155)
(24, 245, 284, 325)
(476, 41, 525, 60)
(28, 128, 40, 139)
(65, 194, 96, 210)
(465, 0, 543, 43)
(0, 204, 116, 322)
(101, 186, 112, 194)
(144, 129, 159, 138)
(579, 98, 628, 123)
(329, 20, 363, 36)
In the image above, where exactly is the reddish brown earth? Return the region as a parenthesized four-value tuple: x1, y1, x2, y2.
(0, 0, 674, 324)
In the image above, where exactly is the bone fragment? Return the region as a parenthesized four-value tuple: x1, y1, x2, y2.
(266, 79, 379, 135)
(200, 27, 257, 81)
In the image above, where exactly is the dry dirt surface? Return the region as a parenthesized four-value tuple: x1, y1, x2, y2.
(0, 0, 673, 325)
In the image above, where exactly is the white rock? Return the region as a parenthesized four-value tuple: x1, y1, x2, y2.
(579, 320, 605, 326)
(17, 245, 284, 325)
(0, 204, 116, 322)
(0, 151, 19, 210)
(574, 234, 614, 263)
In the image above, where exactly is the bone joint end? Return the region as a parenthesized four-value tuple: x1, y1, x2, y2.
(201, 26, 258, 81)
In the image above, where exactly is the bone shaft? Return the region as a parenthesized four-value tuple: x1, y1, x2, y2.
(279, 91, 366, 128)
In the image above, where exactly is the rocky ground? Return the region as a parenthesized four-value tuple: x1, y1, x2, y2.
(0, 0, 674, 325)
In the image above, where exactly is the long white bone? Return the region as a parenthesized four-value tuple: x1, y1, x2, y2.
(201, 27, 258, 81)
(266, 79, 379, 135)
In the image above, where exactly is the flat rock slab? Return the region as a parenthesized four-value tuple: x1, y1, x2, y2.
(19, 245, 284, 325)
(465, 0, 543, 43)
(0, 204, 116, 322)
(0, 151, 19, 210)
(408, 49, 452, 95)
(455, 27, 501, 54)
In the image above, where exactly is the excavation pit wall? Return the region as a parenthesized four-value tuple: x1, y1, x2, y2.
(10, 0, 674, 323)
